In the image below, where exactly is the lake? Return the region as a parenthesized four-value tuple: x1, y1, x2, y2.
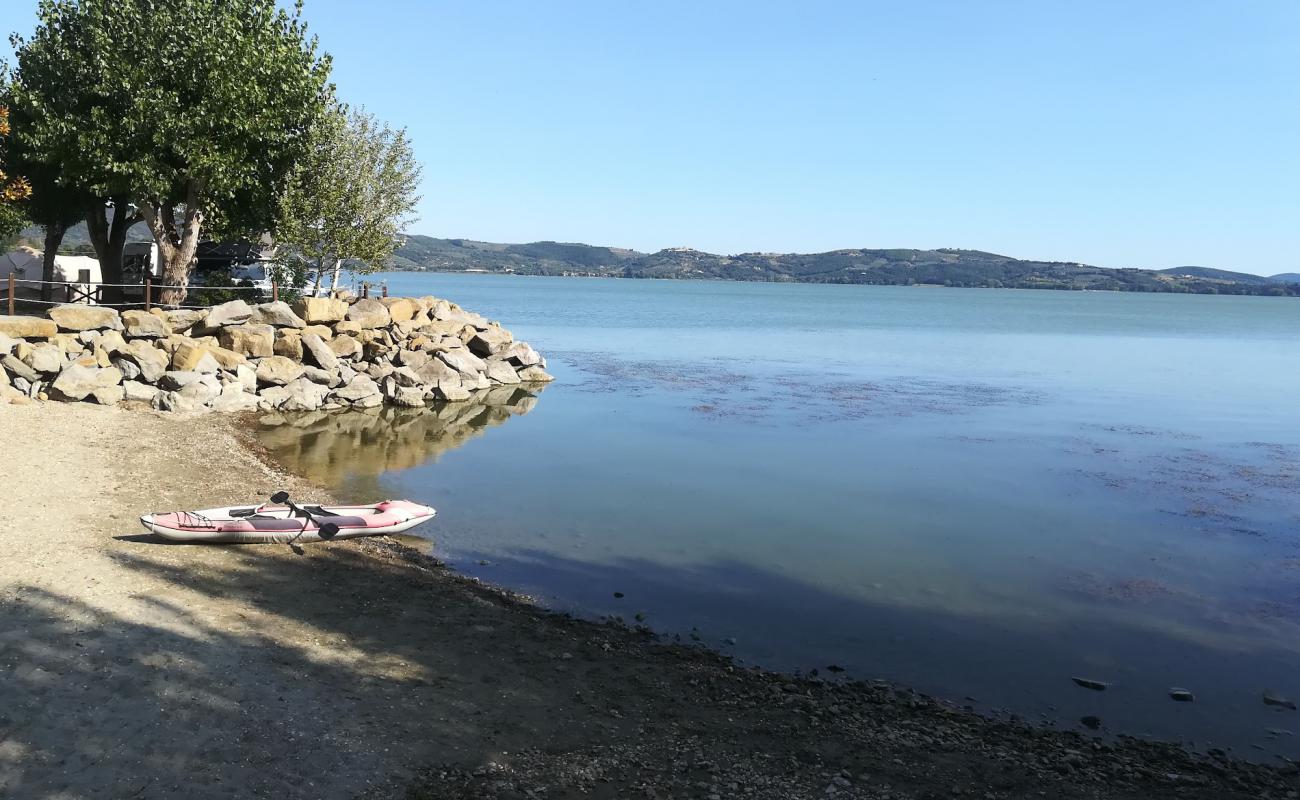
(255, 273, 1300, 757)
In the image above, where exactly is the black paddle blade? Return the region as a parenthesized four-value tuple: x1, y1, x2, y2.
(270, 491, 290, 504)
(319, 522, 340, 540)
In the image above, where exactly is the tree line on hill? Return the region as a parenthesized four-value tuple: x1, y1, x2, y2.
(0, 0, 420, 306)
(387, 236, 1300, 296)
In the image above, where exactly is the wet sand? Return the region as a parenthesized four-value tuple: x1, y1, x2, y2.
(0, 403, 1295, 799)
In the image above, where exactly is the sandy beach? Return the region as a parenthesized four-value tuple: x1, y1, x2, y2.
(0, 403, 1296, 799)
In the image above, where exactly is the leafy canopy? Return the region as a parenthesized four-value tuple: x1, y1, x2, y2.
(277, 105, 422, 275)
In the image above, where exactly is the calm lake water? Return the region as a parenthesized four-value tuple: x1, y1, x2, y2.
(256, 273, 1300, 757)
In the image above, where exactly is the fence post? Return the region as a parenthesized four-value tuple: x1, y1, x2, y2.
(272, 280, 279, 304)
(361, 283, 369, 299)
(144, 274, 152, 311)
(6, 273, 13, 316)
(381, 283, 389, 298)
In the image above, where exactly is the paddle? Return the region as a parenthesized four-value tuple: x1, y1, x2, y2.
(270, 491, 340, 540)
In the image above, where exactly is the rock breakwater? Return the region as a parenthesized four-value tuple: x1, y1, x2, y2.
(0, 295, 552, 412)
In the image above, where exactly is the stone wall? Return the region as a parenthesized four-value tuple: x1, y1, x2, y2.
(0, 295, 552, 412)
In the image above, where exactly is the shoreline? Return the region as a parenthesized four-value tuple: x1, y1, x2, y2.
(1, 403, 1296, 799)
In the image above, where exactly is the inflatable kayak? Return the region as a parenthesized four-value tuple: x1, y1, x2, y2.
(140, 499, 436, 543)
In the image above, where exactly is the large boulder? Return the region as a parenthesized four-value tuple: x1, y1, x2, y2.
(293, 296, 348, 324)
(345, 298, 392, 329)
(96, 330, 128, 355)
(22, 343, 65, 375)
(255, 355, 305, 386)
(498, 341, 543, 367)
(162, 308, 208, 334)
(118, 340, 170, 383)
(122, 381, 160, 404)
(206, 345, 248, 370)
(280, 377, 329, 411)
(199, 299, 254, 331)
(467, 326, 513, 357)
(300, 332, 339, 371)
(380, 297, 418, 323)
(0, 334, 16, 355)
(171, 339, 210, 371)
(218, 324, 274, 358)
(485, 359, 522, 385)
(327, 334, 361, 359)
(154, 391, 206, 414)
(250, 301, 307, 328)
(52, 363, 123, 400)
(396, 348, 431, 370)
(209, 386, 259, 412)
(0, 315, 58, 338)
(437, 348, 487, 377)
(414, 358, 459, 386)
(121, 310, 169, 339)
(274, 331, 304, 360)
(158, 371, 203, 391)
(178, 375, 222, 404)
(91, 385, 126, 406)
(112, 357, 142, 381)
(331, 374, 381, 404)
(48, 305, 122, 332)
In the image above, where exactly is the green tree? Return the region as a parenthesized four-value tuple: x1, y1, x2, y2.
(0, 104, 32, 241)
(9, 0, 332, 306)
(276, 105, 422, 294)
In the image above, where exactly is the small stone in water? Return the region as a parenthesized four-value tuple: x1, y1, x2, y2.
(613, 591, 624, 599)
(1080, 715, 1102, 730)
(1071, 677, 1109, 691)
(1263, 690, 1298, 710)
(1169, 688, 1195, 702)
(826, 664, 846, 673)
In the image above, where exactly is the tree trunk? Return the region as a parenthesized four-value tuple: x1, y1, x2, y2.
(84, 198, 139, 307)
(329, 258, 343, 293)
(312, 258, 324, 296)
(140, 187, 205, 307)
(40, 222, 67, 303)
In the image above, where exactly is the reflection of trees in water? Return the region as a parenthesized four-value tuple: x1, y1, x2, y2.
(255, 385, 545, 493)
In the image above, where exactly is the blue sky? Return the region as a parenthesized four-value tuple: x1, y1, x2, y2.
(10, 1, 1300, 273)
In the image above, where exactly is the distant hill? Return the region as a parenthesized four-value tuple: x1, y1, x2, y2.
(17, 224, 1299, 296)
(392, 235, 1300, 296)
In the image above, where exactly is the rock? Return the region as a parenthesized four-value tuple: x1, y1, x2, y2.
(0, 334, 16, 356)
(77, 329, 101, 345)
(122, 381, 160, 403)
(178, 376, 221, 404)
(0, 315, 59, 339)
(199, 299, 253, 330)
(467, 326, 513, 357)
(91, 385, 125, 406)
(381, 378, 425, 408)
(389, 365, 424, 388)
(302, 366, 335, 385)
(256, 386, 292, 411)
(249, 301, 307, 328)
(120, 310, 169, 339)
(301, 333, 339, 371)
(2, 354, 39, 383)
(414, 358, 459, 385)
(280, 377, 329, 411)
(1264, 690, 1297, 710)
(274, 331, 303, 360)
(1169, 688, 1195, 702)
(112, 357, 142, 381)
(516, 365, 555, 382)
(331, 374, 381, 403)
(52, 363, 123, 400)
(23, 343, 65, 375)
(380, 296, 417, 322)
(328, 335, 361, 359)
(301, 324, 333, 340)
(346, 298, 392, 329)
(162, 308, 208, 334)
(255, 355, 305, 386)
(433, 380, 471, 401)
(171, 339, 210, 371)
(1071, 677, 1109, 691)
(209, 387, 259, 412)
(48, 305, 121, 332)
(154, 391, 205, 413)
(1079, 715, 1102, 730)
(293, 296, 348, 324)
(498, 341, 543, 367)
(158, 371, 203, 390)
(192, 353, 222, 375)
(218, 324, 274, 358)
(234, 364, 257, 393)
(485, 359, 522, 385)
(206, 345, 248, 370)
(96, 330, 127, 355)
(119, 340, 169, 383)
(437, 348, 487, 377)
(396, 348, 431, 370)
(334, 320, 364, 336)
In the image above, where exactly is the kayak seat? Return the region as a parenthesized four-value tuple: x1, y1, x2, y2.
(244, 515, 369, 531)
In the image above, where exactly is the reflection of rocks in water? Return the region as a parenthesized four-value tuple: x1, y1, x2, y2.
(256, 385, 544, 490)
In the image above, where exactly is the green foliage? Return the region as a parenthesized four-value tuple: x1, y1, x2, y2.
(9, 0, 333, 299)
(276, 105, 422, 282)
(267, 252, 312, 305)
